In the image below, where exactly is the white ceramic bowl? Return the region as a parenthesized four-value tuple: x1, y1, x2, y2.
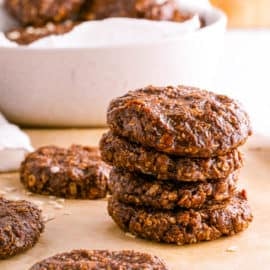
(0, 4, 226, 127)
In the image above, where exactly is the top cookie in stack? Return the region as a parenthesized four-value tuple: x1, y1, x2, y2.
(106, 85, 251, 158)
(100, 85, 253, 245)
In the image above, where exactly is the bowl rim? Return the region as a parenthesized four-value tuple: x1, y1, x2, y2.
(0, 7, 227, 52)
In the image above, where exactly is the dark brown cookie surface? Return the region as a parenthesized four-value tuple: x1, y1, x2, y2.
(30, 249, 168, 270)
(4, 0, 84, 26)
(108, 192, 253, 245)
(80, 0, 137, 20)
(107, 86, 252, 157)
(80, 0, 189, 22)
(0, 197, 44, 259)
(20, 145, 111, 199)
(100, 131, 243, 181)
(109, 169, 238, 210)
(5, 20, 77, 45)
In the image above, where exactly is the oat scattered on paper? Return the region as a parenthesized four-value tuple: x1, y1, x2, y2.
(54, 203, 64, 210)
(56, 198, 65, 204)
(226, 246, 238, 252)
(43, 213, 56, 223)
(4, 186, 17, 192)
(125, 232, 136, 239)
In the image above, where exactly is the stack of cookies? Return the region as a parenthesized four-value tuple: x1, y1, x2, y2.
(100, 85, 253, 245)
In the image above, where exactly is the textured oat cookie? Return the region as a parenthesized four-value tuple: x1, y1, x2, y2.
(109, 169, 238, 210)
(107, 86, 252, 157)
(5, 20, 77, 45)
(108, 192, 253, 245)
(100, 131, 243, 181)
(0, 197, 44, 259)
(20, 145, 111, 199)
(30, 249, 168, 270)
(4, 0, 84, 26)
(80, 0, 189, 22)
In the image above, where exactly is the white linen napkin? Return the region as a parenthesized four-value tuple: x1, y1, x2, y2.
(0, 113, 33, 172)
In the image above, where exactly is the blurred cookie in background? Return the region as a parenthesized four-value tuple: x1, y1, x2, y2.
(4, 0, 84, 26)
(20, 145, 111, 199)
(80, 0, 190, 22)
(5, 20, 76, 45)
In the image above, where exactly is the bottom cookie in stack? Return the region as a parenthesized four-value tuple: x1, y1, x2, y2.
(108, 191, 253, 245)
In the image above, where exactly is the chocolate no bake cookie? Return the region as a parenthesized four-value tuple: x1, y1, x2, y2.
(5, 20, 77, 45)
(20, 145, 111, 199)
(30, 249, 168, 270)
(80, 0, 189, 22)
(4, 0, 84, 26)
(0, 197, 44, 259)
(100, 131, 243, 181)
(108, 192, 253, 245)
(107, 85, 252, 157)
(109, 169, 238, 209)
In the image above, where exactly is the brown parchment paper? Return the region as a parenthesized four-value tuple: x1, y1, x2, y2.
(0, 129, 269, 270)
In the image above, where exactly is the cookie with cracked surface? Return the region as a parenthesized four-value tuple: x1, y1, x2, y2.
(100, 131, 243, 181)
(20, 145, 111, 199)
(108, 192, 253, 245)
(0, 197, 44, 259)
(4, 0, 84, 26)
(109, 169, 239, 210)
(107, 85, 252, 157)
(29, 249, 168, 270)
